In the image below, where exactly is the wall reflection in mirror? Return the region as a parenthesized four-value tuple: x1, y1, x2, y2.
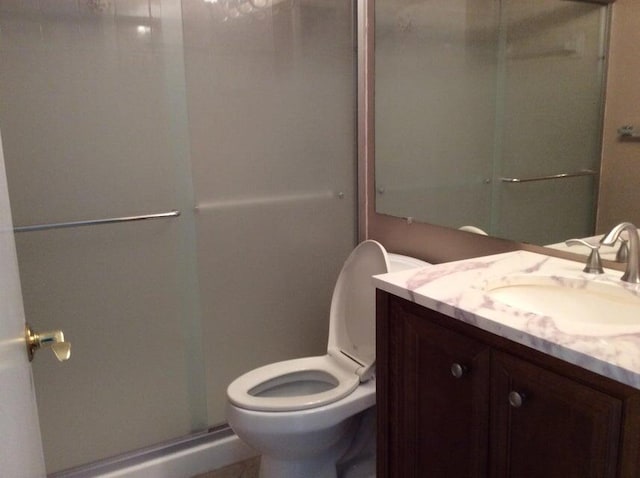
(375, 0, 609, 246)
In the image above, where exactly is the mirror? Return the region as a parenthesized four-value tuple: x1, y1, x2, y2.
(374, 0, 610, 246)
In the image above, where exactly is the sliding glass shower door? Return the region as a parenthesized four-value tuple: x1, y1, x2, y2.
(0, 0, 357, 473)
(0, 1, 206, 472)
(181, 0, 358, 424)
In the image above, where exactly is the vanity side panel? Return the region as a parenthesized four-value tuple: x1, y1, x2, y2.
(375, 290, 391, 478)
(376, 289, 415, 477)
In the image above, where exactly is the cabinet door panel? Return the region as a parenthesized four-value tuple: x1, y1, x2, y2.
(387, 301, 491, 477)
(491, 351, 622, 478)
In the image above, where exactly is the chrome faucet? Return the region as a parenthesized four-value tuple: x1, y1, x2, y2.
(601, 222, 640, 283)
(565, 238, 604, 274)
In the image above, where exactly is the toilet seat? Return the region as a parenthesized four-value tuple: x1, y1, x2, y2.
(227, 240, 389, 413)
(227, 355, 361, 411)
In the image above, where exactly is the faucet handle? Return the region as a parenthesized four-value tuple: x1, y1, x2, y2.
(616, 237, 629, 263)
(565, 238, 604, 274)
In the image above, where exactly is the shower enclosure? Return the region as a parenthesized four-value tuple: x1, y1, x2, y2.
(0, 0, 357, 473)
(375, 0, 608, 245)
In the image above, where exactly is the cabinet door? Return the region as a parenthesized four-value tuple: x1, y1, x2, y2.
(491, 351, 622, 478)
(384, 300, 491, 477)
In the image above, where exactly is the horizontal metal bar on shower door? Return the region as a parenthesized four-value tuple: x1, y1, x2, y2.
(499, 169, 597, 184)
(13, 210, 181, 233)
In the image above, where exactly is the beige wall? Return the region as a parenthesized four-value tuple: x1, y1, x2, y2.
(597, 0, 640, 231)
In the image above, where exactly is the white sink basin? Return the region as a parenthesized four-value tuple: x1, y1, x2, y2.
(484, 274, 640, 337)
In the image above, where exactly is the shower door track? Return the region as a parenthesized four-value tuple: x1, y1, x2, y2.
(48, 424, 238, 478)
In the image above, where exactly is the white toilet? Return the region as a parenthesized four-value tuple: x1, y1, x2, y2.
(226, 240, 429, 478)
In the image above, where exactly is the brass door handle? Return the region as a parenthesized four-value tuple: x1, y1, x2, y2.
(25, 324, 71, 362)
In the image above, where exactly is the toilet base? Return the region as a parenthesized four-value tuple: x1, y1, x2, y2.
(227, 381, 377, 478)
(337, 407, 376, 477)
(256, 416, 358, 478)
(260, 455, 340, 478)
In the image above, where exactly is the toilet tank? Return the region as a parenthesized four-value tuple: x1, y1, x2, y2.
(387, 253, 430, 272)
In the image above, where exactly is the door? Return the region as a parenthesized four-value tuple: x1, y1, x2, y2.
(381, 297, 491, 477)
(0, 131, 46, 477)
(491, 351, 621, 478)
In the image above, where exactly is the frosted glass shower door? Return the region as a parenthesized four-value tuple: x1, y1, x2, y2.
(493, 0, 606, 245)
(0, 0, 358, 473)
(182, 0, 358, 424)
(0, 1, 205, 473)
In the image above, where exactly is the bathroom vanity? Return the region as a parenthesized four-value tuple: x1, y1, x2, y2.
(374, 251, 640, 478)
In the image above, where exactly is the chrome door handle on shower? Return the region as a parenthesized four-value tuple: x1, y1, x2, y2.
(14, 210, 180, 233)
(499, 169, 597, 183)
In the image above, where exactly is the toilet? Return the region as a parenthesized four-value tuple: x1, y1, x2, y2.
(226, 240, 429, 478)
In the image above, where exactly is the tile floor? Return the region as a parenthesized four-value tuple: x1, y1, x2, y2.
(192, 456, 260, 478)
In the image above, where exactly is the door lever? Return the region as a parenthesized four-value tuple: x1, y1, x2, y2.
(25, 324, 71, 362)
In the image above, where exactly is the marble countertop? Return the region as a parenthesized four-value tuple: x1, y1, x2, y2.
(373, 250, 640, 390)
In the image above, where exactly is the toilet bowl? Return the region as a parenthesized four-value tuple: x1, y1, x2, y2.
(226, 241, 429, 478)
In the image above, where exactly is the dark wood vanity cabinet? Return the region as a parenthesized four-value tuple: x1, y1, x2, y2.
(377, 292, 640, 478)
(379, 297, 491, 477)
(490, 351, 621, 478)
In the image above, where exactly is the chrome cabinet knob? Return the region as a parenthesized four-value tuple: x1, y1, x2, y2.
(508, 391, 525, 408)
(450, 363, 468, 379)
(25, 324, 71, 362)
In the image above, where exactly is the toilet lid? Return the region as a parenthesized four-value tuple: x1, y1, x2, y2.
(327, 240, 389, 379)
